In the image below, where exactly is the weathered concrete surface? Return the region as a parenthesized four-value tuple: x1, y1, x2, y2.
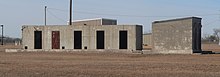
(152, 17, 202, 54)
(22, 25, 142, 52)
(143, 33, 152, 46)
(72, 18, 117, 26)
(5, 49, 143, 53)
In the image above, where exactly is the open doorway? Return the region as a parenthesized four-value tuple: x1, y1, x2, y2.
(34, 31, 42, 49)
(97, 31, 105, 49)
(119, 31, 128, 49)
(74, 31, 82, 49)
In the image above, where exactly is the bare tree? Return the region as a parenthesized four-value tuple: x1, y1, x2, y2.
(213, 28, 220, 45)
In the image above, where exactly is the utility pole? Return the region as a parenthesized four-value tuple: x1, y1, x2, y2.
(0, 25, 3, 45)
(45, 6, 47, 26)
(69, 0, 72, 25)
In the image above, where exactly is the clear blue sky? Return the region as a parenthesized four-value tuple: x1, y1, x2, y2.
(0, 0, 220, 38)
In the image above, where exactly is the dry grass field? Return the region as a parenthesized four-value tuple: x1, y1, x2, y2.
(0, 45, 21, 52)
(202, 44, 220, 52)
(1, 52, 220, 77)
(144, 44, 220, 52)
(0, 44, 220, 77)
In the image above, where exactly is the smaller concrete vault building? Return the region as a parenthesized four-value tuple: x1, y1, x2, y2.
(22, 18, 143, 52)
(152, 17, 202, 54)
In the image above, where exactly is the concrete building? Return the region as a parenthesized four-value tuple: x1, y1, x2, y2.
(22, 18, 143, 52)
(152, 17, 202, 54)
(143, 33, 152, 46)
(72, 18, 117, 26)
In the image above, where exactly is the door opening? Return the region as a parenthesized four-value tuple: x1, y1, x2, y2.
(34, 31, 42, 49)
(74, 31, 82, 49)
(119, 31, 128, 49)
(97, 31, 105, 49)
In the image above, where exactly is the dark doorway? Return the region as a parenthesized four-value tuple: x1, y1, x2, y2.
(97, 31, 105, 49)
(192, 23, 202, 53)
(119, 31, 128, 49)
(74, 31, 82, 49)
(52, 31, 60, 49)
(34, 31, 42, 49)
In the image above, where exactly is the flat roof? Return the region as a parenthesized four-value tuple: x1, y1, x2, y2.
(153, 17, 202, 23)
(143, 33, 152, 35)
(23, 24, 142, 27)
(73, 18, 117, 22)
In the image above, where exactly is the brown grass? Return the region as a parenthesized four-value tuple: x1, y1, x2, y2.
(202, 44, 220, 52)
(0, 45, 22, 52)
(0, 52, 220, 77)
(0, 44, 220, 77)
(143, 44, 220, 52)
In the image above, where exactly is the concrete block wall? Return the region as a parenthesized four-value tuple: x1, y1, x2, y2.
(143, 33, 152, 46)
(22, 25, 142, 52)
(152, 17, 202, 54)
(72, 18, 117, 26)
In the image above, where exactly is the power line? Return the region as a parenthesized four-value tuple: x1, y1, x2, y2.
(47, 7, 220, 18)
(47, 9, 67, 23)
(203, 19, 220, 26)
(46, 7, 220, 27)
(48, 8, 68, 12)
(73, 12, 219, 18)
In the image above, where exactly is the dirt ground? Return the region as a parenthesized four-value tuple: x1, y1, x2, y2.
(0, 45, 21, 52)
(143, 44, 220, 52)
(0, 44, 220, 77)
(202, 44, 220, 52)
(0, 52, 220, 77)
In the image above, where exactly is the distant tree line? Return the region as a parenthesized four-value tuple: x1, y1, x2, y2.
(0, 35, 21, 44)
(202, 28, 220, 45)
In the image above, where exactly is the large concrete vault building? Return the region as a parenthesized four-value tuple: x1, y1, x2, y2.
(152, 17, 202, 54)
(22, 18, 143, 52)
